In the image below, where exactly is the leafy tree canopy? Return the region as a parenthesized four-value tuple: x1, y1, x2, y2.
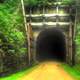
(24, 0, 75, 7)
(0, 0, 27, 55)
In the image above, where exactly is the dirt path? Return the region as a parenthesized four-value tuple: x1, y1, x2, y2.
(19, 61, 74, 80)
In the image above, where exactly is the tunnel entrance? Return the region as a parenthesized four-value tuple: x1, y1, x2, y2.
(36, 27, 66, 62)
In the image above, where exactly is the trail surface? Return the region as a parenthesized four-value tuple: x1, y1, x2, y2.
(20, 61, 74, 80)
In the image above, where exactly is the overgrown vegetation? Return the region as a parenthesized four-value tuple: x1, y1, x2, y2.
(0, 0, 28, 74)
(75, 0, 80, 64)
(61, 63, 80, 80)
(0, 64, 38, 80)
(24, 0, 75, 7)
(0, 0, 80, 78)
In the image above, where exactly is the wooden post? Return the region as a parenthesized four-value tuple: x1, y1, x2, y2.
(42, 4, 45, 25)
(56, 4, 59, 26)
(69, 22, 73, 65)
(72, 7, 77, 66)
(74, 7, 77, 39)
(28, 23, 34, 61)
(21, 0, 31, 65)
(65, 34, 69, 63)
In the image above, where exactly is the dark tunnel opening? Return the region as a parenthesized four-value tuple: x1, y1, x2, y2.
(36, 27, 66, 62)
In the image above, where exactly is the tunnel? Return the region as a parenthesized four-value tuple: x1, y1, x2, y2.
(36, 27, 66, 62)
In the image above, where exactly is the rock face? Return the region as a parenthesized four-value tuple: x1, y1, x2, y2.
(36, 27, 66, 61)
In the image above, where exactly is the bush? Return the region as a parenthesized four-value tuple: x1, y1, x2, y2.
(0, 0, 28, 74)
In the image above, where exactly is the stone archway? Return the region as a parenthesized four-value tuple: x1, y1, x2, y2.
(36, 27, 66, 62)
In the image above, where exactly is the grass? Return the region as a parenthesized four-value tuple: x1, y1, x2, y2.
(0, 62, 80, 80)
(61, 63, 80, 80)
(0, 64, 38, 80)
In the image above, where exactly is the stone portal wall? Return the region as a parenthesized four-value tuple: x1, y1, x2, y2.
(25, 5, 75, 65)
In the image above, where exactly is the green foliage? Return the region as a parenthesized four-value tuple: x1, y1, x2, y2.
(61, 0, 75, 5)
(24, 0, 38, 7)
(24, 0, 51, 7)
(62, 63, 80, 80)
(0, 65, 37, 80)
(24, 0, 75, 7)
(0, 0, 28, 73)
(74, 2, 80, 61)
(75, 23, 80, 63)
(0, 0, 27, 54)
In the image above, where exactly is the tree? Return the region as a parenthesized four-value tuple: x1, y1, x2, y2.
(0, 0, 28, 73)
